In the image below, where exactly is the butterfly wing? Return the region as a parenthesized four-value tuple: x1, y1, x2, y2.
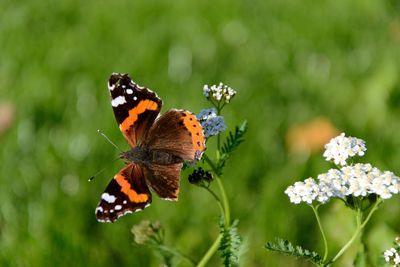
(143, 163, 183, 201)
(141, 109, 206, 200)
(96, 163, 152, 223)
(144, 109, 206, 162)
(108, 73, 162, 147)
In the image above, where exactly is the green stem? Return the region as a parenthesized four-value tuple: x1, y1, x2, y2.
(203, 154, 218, 175)
(311, 205, 328, 261)
(202, 185, 225, 217)
(329, 211, 362, 263)
(197, 119, 232, 265)
(196, 234, 223, 267)
(328, 199, 381, 264)
(217, 102, 221, 151)
(155, 244, 196, 266)
(360, 199, 381, 228)
(203, 155, 230, 226)
(195, 177, 228, 266)
(216, 177, 230, 226)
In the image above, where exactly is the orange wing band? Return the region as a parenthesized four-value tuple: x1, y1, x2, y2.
(119, 99, 159, 132)
(182, 111, 206, 152)
(115, 174, 149, 202)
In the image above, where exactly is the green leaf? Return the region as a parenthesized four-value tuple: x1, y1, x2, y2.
(216, 120, 247, 175)
(265, 238, 323, 266)
(218, 220, 242, 267)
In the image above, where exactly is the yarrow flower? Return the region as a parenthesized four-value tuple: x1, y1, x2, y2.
(384, 238, 400, 266)
(285, 133, 400, 205)
(286, 164, 400, 205)
(203, 82, 236, 103)
(197, 108, 227, 138)
(323, 133, 366, 166)
(284, 178, 320, 204)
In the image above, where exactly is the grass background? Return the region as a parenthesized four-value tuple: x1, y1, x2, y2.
(1, 0, 400, 266)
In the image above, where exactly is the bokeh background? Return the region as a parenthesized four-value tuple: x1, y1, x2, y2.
(1, 0, 400, 266)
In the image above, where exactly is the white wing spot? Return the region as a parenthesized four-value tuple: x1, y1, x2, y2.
(116, 210, 132, 219)
(111, 95, 127, 107)
(126, 89, 133, 94)
(95, 206, 104, 213)
(97, 218, 111, 223)
(101, 193, 117, 203)
(122, 85, 126, 89)
(115, 205, 122, 210)
(108, 83, 115, 91)
(124, 210, 132, 215)
(123, 200, 127, 204)
(162, 197, 177, 202)
(110, 209, 114, 213)
(133, 96, 138, 101)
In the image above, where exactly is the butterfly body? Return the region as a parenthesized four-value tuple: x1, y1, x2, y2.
(120, 146, 184, 166)
(96, 73, 206, 223)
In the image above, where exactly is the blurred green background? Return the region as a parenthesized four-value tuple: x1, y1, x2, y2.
(1, 0, 400, 266)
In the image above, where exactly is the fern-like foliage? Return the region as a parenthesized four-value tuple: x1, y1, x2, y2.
(218, 220, 242, 267)
(265, 238, 323, 266)
(216, 120, 247, 175)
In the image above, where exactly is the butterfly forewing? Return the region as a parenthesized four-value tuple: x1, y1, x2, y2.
(144, 109, 206, 162)
(96, 163, 152, 223)
(108, 73, 162, 147)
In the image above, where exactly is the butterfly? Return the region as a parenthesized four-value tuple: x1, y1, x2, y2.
(95, 73, 206, 223)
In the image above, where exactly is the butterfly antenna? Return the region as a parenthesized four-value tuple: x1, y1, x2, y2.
(97, 129, 123, 153)
(89, 129, 124, 182)
(89, 156, 120, 182)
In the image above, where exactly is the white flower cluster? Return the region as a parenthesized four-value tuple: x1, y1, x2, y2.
(285, 178, 321, 204)
(384, 247, 400, 266)
(323, 133, 366, 166)
(203, 82, 236, 103)
(285, 133, 400, 205)
(197, 108, 227, 138)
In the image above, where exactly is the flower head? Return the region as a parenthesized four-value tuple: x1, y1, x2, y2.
(286, 133, 400, 205)
(197, 108, 218, 121)
(188, 167, 213, 185)
(197, 108, 227, 138)
(286, 163, 400, 205)
(323, 133, 366, 166)
(384, 238, 400, 266)
(285, 178, 320, 204)
(203, 82, 236, 103)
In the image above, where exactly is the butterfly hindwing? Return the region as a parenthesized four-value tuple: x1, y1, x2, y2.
(96, 163, 152, 223)
(108, 73, 162, 147)
(144, 109, 206, 162)
(143, 163, 183, 201)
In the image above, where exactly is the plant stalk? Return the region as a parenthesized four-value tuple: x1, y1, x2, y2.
(155, 244, 196, 266)
(328, 199, 381, 264)
(216, 177, 230, 227)
(196, 234, 223, 267)
(202, 186, 225, 217)
(311, 205, 329, 261)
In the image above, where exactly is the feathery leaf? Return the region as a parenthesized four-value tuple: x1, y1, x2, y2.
(219, 220, 242, 267)
(265, 238, 323, 266)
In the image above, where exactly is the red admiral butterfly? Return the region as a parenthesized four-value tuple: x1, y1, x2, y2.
(96, 73, 206, 223)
